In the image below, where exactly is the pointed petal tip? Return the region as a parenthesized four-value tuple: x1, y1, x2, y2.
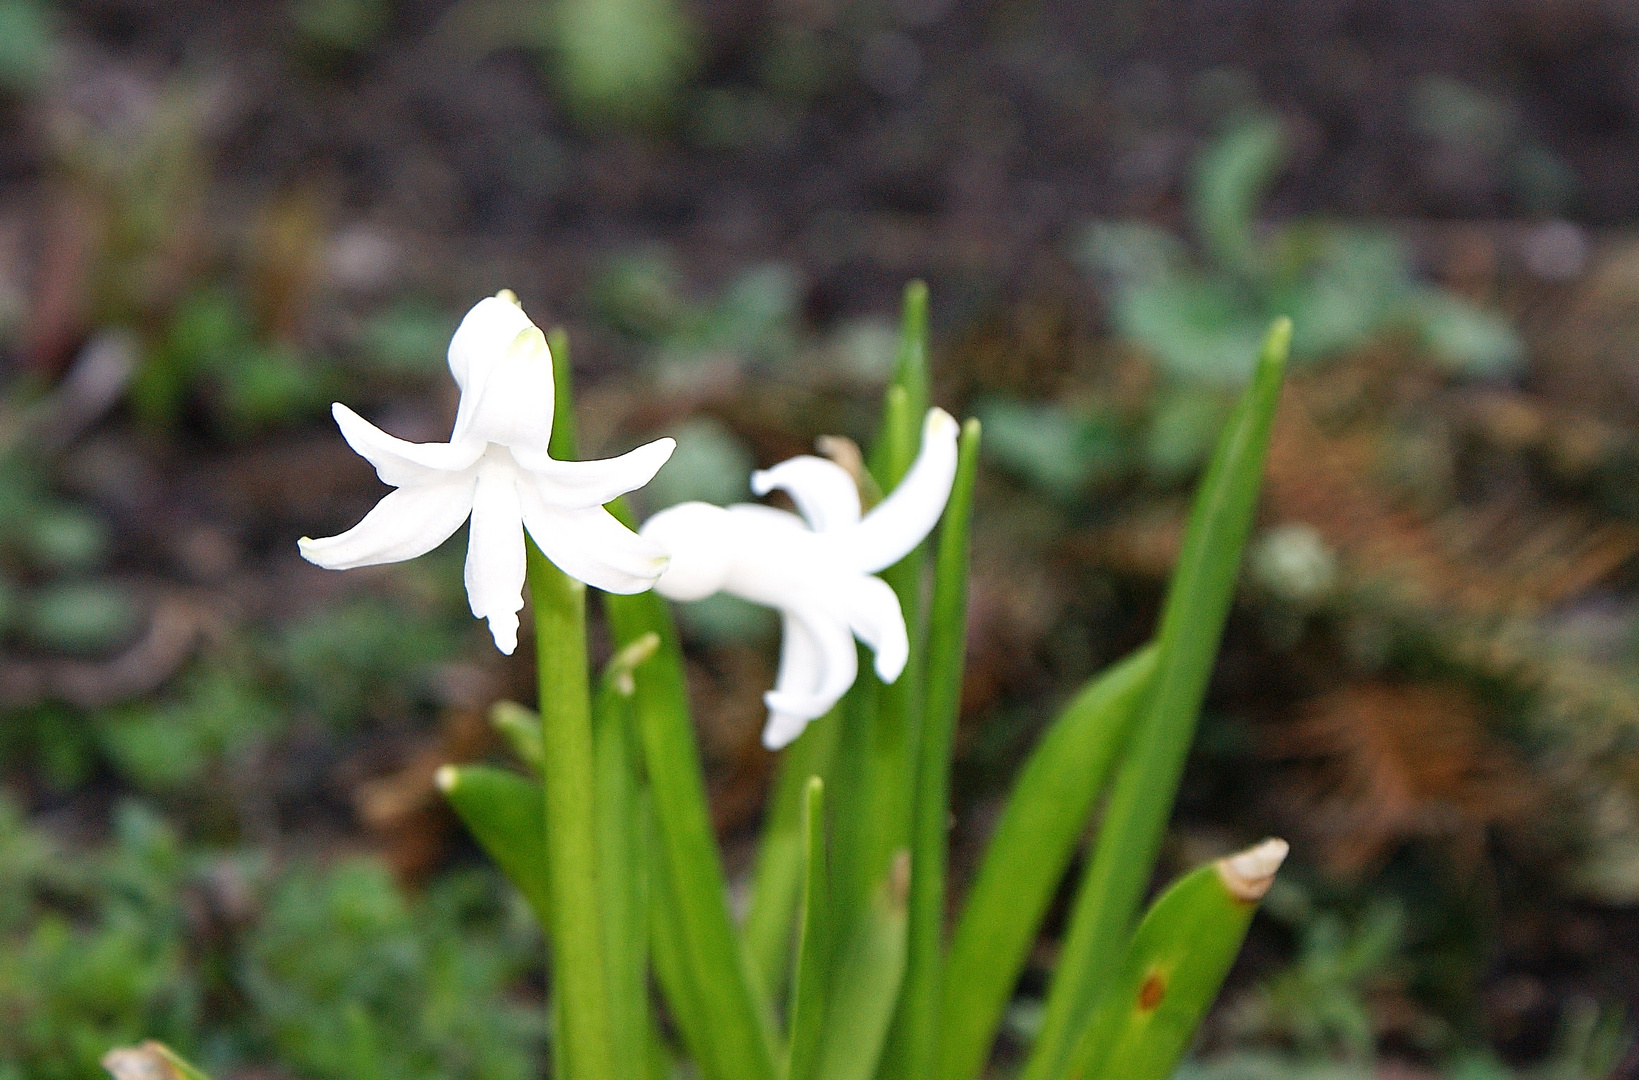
(434, 764, 459, 793)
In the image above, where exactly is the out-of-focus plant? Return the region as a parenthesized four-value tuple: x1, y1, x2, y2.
(1077, 113, 1525, 383)
(0, 0, 56, 96)
(240, 860, 543, 1080)
(0, 798, 201, 1080)
(440, 0, 697, 128)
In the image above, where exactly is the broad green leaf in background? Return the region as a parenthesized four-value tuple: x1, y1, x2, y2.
(1192, 114, 1285, 285)
(1059, 840, 1288, 1080)
(939, 645, 1159, 1080)
(1023, 318, 1290, 1080)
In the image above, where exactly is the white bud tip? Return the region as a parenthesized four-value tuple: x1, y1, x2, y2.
(925, 407, 958, 436)
(434, 765, 459, 793)
(495, 288, 520, 306)
(1217, 838, 1289, 902)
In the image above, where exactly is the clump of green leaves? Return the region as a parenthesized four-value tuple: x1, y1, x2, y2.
(1076, 113, 1525, 382)
(0, 798, 200, 1080)
(240, 860, 543, 1080)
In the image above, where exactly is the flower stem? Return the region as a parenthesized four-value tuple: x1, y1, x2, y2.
(530, 542, 618, 1080)
(531, 327, 616, 1080)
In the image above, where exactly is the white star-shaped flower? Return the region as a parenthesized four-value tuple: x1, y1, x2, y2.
(640, 408, 959, 749)
(300, 292, 675, 654)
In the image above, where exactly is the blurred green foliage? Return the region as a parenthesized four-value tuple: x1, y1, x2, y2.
(241, 860, 542, 1080)
(1076, 114, 1525, 382)
(0, 0, 54, 95)
(134, 288, 330, 436)
(0, 792, 544, 1080)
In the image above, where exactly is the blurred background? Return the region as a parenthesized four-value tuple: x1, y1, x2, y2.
(4, 0, 1639, 1077)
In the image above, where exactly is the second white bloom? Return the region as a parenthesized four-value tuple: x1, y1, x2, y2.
(641, 408, 960, 749)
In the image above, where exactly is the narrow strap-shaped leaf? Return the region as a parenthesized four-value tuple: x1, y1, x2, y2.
(437, 764, 551, 927)
(890, 417, 981, 1080)
(787, 777, 833, 1080)
(939, 644, 1159, 1080)
(812, 852, 911, 1080)
(646, 791, 719, 1077)
(1023, 318, 1291, 1080)
(532, 329, 617, 1080)
(1060, 840, 1288, 1080)
(745, 705, 843, 1006)
(594, 656, 653, 1080)
(832, 385, 923, 932)
(605, 582, 780, 1080)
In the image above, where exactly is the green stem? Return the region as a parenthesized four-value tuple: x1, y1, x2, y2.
(530, 544, 618, 1080)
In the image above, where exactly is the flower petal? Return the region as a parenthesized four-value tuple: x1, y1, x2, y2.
(299, 478, 475, 570)
(843, 408, 960, 573)
(466, 462, 528, 654)
(449, 300, 556, 453)
(750, 455, 862, 532)
(512, 437, 676, 509)
(642, 501, 737, 601)
(842, 574, 909, 682)
(333, 404, 486, 486)
(521, 495, 670, 595)
(763, 612, 822, 750)
(447, 294, 536, 392)
(762, 603, 857, 745)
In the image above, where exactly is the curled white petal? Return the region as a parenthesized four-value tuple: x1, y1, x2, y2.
(842, 574, 908, 682)
(466, 463, 528, 654)
(513, 437, 676, 509)
(844, 408, 960, 573)
(643, 502, 741, 601)
(522, 496, 670, 595)
(299, 478, 475, 569)
(762, 606, 857, 747)
(751, 455, 862, 532)
(451, 323, 557, 454)
(332, 403, 486, 486)
(448, 294, 536, 392)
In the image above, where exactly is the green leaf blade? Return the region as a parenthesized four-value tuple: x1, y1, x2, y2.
(938, 644, 1160, 1080)
(437, 764, 551, 927)
(1024, 318, 1291, 1080)
(787, 777, 834, 1080)
(1062, 840, 1288, 1080)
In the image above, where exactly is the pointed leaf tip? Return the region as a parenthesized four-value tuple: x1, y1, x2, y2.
(1216, 838, 1288, 902)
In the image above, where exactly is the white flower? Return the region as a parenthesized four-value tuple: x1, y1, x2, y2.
(300, 292, 675, 654)
(640, 408, 960, 749)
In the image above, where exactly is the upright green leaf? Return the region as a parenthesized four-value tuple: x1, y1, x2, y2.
(605, 582, 779, 1080)
(437, 764, 551, 926)
(594, 649, 655, 1080)
(1061, 840, 1288, 1080)
(491, 700, 545, 776)
(939, 644, 1160, 1080)
(745, 707, 843, 1004)
(890, 417, 981, 1080)
(1023, 319, 1290, 1080)
(787, 777, 833, 1080)
(832, 281, 931, 934)
(812, 852, 911, 1080)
